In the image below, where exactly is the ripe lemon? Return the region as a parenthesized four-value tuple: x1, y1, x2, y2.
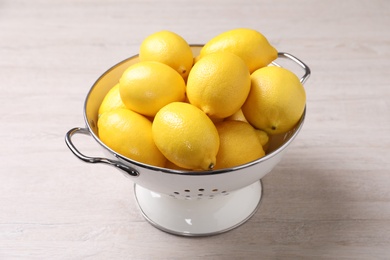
(98, 108, 166, 167)
(199, 28, 278, 73)
(139, 30, 193, 78)
(255, 129, 270, 152)
(165, 160, 189, 171)
(98, 83, 127, 118)
(242, 66, 306, 135)
(152, 102, 220, 171)
(254, 129, 269, 147)
(214, 120, 265, 170)
(225, 109, 248, 123)
(119, 61, 186, 117)
(224, 111, 269, 150)
(186, 52, 251, 119)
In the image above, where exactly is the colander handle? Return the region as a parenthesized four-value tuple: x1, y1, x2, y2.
(274, 52, 311, 84)
(65, 127, 139, 177)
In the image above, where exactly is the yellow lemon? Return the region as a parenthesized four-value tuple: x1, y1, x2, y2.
(98, 108, 166, 167)
(119, 61, 186, 117)
(152, 102, 219, 171)
(199, 28, 278, 73)
(186, 52, 251, 119)
(98, 83, 127, 118)
(214, 120, 265, 170)
(164, 160, 189, 171)
(242, 66, 306, 134)
(139, 30, 193, 78)
(224, 109, 248, 123)
(254, 129, 269, 147)
(255, 129, 270, 152)
(224, 110, 269, 150)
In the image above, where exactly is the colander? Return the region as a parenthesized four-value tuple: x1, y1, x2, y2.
(65, 45, 310, 236)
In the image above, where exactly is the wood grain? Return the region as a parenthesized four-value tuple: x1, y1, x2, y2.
(1, 0, 389, 259)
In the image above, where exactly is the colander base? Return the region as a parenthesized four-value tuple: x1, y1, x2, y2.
(134, 180, 263, 236)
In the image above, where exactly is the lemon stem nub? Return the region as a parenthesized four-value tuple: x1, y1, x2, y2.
(209, 163, 214, 170)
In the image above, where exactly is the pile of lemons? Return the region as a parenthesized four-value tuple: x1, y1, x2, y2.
(97, 28, 306, 171)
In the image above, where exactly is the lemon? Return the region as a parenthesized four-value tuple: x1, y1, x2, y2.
(152, 102, 219, 171)
(98, 108, 166, 167)
(255, 129, 270, 152)
(242, 66, 306, 135)
(224, 110, 269, 150)
(199, 28, 278, 73)
(139, 30, 193, 78)
(98, 83, 127, 118)
(254, 129, 269, 147)
(224, 109, 248, 123)
(214, 120, 265, 170)
(165, 160, 189, 171)
(186, 52, 250, 119)
(119, 61, 186, 117)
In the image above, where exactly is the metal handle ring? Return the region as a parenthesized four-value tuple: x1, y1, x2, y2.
(273, 52, 311, 84)
(65, 127, 139, 177)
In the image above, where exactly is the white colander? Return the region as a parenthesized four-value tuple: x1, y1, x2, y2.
(65, 45, 310, 236)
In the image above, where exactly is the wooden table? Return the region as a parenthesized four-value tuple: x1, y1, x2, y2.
(1, 0, 389, 259)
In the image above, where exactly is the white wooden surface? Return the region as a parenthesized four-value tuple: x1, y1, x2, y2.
(1, 0, 390, 259)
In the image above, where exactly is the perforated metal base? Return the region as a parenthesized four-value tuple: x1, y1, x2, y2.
(134, 180, 263, 236)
